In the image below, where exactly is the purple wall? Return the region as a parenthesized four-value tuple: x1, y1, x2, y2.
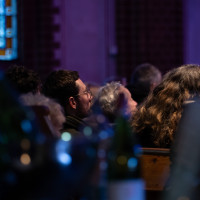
(54, 0, 117, 84)
(184, 0, 200, 64)
(52, 0, 200, 85)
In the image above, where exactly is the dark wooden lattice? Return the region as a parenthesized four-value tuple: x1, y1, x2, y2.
(116, 0, 183, 82)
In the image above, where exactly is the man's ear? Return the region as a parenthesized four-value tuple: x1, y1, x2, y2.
(69, 97, 77, 109)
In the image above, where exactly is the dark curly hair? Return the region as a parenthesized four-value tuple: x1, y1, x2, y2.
(131, 64, 200, 148)
(42, 70, 79, 113)
(5, 65, 41, 94)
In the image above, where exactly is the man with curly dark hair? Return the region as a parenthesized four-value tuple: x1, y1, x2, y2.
(42, 69, 93, 135)
(5, 65, 42, 94)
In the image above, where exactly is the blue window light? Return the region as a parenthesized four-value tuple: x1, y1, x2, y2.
(0, 0, 17, 60)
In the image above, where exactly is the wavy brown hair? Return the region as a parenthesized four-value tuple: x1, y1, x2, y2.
(132, 64, 200, 147)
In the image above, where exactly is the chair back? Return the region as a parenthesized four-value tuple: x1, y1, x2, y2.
(141, 147, 170, 189)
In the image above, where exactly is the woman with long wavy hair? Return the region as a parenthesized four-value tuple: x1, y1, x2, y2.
(131, 64, 200, 148)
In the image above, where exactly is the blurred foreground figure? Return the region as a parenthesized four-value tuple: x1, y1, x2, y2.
(81, 82, 143, 200)
(19, 93, 66, 138)
(5, 65, 42, 94)
(0, 71, 98, 199)
(164, 97, 200, 200)
(126, 63, 162, 105)
(132, 64, 200, 148)
(0, 71, 46, 199)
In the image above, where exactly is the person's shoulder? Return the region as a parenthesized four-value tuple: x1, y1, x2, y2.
(62, 115, 87, 135)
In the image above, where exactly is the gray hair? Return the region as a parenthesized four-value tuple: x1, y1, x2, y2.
(97, 81, 122, 122)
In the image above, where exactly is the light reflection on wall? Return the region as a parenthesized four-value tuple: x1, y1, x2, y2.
(0, 0, 17, 60)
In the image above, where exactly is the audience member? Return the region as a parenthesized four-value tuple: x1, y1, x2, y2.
(126, 63, 162, 105)
(131, 64, 200, 148)
(86, 81, 101, 100)
(164, 97, 200, 200)
(5, 65, 42, 94)
(19, 93, 65, 137)
(96, 81, 138, 123)
(42, 70, 93, 135)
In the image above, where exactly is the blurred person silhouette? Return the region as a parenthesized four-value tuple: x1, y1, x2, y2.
(126, 63, 162, 105)
(0, 70, 98, 200)
(80, 82, 138, 199)
(0, 70, 50, 199)
(5, 65, 42, 94)
(164, 97, 200, 200)
(131, 64, 200, 148)
(19, 93, 66, 138)
(96, 81, 138, 124)
(86, 82, 101, 100)
(42, 70, 93, 135)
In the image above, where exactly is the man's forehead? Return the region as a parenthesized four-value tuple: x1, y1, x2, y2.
(75, 79, 86, 90)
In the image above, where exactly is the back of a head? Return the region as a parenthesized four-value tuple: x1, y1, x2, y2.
(5, 65, 41, 94)
(130, 63, 162, 86)
(128, 63, 162, 104)
(161, 64, 200, 97)
(97, 82, 122, 123)
(42, 70, 79, 112)
(150, 64, 200, 117)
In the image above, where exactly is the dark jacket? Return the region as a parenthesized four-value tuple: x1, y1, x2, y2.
(62, 115, 87, 135)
